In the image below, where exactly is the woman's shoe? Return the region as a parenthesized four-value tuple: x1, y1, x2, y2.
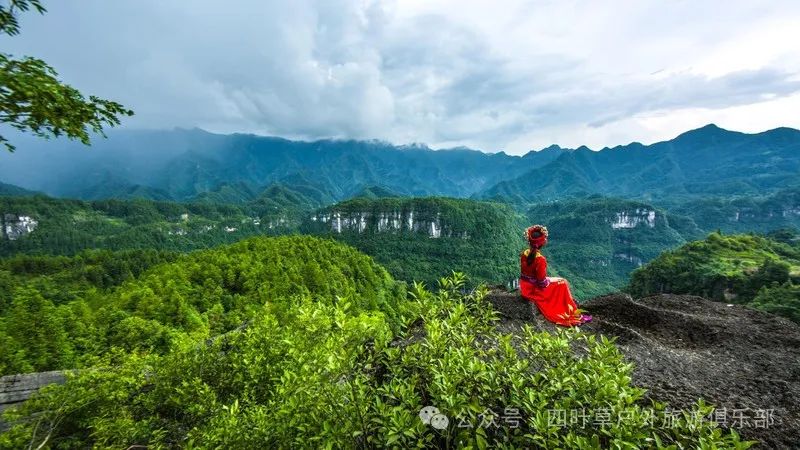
(579, 314, 593, 324)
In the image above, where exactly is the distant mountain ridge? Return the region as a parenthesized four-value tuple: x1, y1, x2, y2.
(479, 124, 800, 204)
(4, 124, 797, 206)
(0, 129, 562, 202)
(0, 182, 40, 197)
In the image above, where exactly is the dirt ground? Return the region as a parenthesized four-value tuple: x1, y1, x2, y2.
(485, 288, 800, 449)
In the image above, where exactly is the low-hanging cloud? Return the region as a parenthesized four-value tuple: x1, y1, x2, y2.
(3, 0, 800, 153)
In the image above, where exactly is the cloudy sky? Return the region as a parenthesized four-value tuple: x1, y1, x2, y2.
(4, 0, 800, 154)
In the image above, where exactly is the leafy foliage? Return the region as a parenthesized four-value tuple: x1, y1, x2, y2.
(0, 54, 133, 152)
(0, 1, 132, 152)
(0, 0, 45, 36)
(0, 274, 753, 449)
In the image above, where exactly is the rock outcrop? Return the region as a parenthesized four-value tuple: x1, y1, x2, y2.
(610, 209, 657, 229)
(0, 371, 66, 421)
(1, 214, 38, 241)
(486, 290, 800, 448)
(311, 209, 469, 239)
(613, 252, 644, 267)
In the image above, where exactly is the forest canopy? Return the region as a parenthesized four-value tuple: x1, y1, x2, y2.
(0, 235, 405, 376)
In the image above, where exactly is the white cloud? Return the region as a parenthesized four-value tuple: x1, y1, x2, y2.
(3, 0, 800, 154)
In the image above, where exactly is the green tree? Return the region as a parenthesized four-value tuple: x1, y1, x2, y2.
(2, 287, 73, 371)
(0, 0, 133, 151)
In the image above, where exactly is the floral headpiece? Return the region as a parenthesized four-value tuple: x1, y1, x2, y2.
(525, 224, 548, 248)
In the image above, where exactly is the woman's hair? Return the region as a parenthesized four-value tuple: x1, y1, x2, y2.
(526, 247, 537, 264)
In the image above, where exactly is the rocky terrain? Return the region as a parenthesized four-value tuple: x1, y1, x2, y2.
(486, 289, 800, 448)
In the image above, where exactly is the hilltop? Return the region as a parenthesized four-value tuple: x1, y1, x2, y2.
(486, 289, 800, 448)
(0, 183, 40, 198)
(301, 197, 524, 286)
(0, 236, 403, 376)
(0, 267, 761, 448)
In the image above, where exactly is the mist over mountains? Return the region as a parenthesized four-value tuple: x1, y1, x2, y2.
(1, 124, 797, 206)
(0, 128, 559, 201)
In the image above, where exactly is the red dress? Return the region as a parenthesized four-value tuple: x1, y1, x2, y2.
(519, 249, 583, 326)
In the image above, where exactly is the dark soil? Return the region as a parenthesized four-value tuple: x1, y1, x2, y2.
(485, 288, 800, 449)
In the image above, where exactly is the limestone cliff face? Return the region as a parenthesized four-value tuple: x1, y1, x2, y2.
(1, 214, 38, 241)
(0, 371, 66, 419)
(609, 208, 657, 229)
(613, 252, 644, 267)
(782, 207, 800, 217)
(731, 206, 800, 222)
(605, 209, 663, 267)
(311, 209, 470, 239)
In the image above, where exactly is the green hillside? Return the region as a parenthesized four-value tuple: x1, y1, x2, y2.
(628, 232, 800, 322)
(664, 187, 800, 233)
(352, 185, 402, 199)
(3, 193, 721, 300)
(0, 182, 40, 197)
(4, 188, 797, 310)
(0, 236, 404, 376)
(0, 195, 300, 256)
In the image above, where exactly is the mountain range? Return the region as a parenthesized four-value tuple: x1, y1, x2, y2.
(1, 124, 798, 206)
(0, 129, 559, 201)
(481, 124, 800, 204)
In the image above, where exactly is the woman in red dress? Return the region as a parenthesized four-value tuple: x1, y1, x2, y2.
(519, 224, 592, 326)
